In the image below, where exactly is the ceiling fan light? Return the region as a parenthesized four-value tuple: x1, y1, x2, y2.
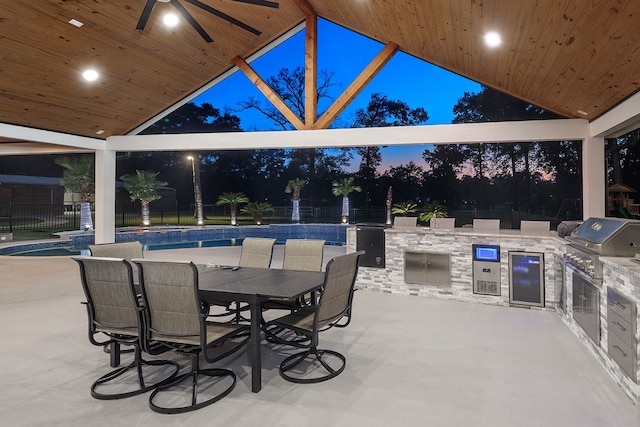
(163, 12, 179, 27)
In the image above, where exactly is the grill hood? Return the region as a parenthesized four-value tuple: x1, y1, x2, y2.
(567, 217, 640, 256)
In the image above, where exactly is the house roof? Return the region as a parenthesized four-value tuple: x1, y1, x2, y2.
(1, 1, 639, 144)
(608, 183, 636, 193)
(0, 174, 63, 186)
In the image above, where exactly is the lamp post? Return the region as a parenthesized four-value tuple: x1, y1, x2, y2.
(187, 155, 204, 226)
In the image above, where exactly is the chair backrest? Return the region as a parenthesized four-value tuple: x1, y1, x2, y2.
(238, 237, 276, 268)
(133, 259, 203, 346)
(473, 219, 500, 231)
(520, 220, 550, 233)
(73, 256, 140, 337)
(89, 241, 144, 261)
(393, 216, 417, 228)
(282, 239, 325, 272)
(316, 251, 364, 329)
(430, 217, 456, 229)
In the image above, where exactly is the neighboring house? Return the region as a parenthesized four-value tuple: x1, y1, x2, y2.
(0, 174, 65, 215)
(0, 174, 177, 215)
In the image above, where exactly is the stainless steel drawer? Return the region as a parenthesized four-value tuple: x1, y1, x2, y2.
(608, 309, 634, 347)
(607, 288, 635, 324)
(608, 328, 637, 382)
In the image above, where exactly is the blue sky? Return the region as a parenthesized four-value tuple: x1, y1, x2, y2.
(195, 19, 482, 172)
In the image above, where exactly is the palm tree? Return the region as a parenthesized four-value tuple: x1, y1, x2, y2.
(331, 177, 362, 223)
(285, 178, 305, 223)
(55, 155, 94, 231)
(240, 201, 274, 225)
(216, 192, 249, 225)
(120, 170, 167, 227)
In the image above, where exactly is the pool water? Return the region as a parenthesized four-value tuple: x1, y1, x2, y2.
(11, 247, 88, 257)
(1, 224, 348, 256)
(6, 238, 344, 256)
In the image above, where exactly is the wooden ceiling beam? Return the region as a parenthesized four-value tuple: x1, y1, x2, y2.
(314, 42, 399, 130)
(294, 0, 316, 17)
(304, 13, 318, 129)
(233, 55, 306, 130)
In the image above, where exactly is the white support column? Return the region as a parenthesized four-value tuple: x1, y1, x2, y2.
(94, 149, 116, 243)
(582, 136, 606, 219)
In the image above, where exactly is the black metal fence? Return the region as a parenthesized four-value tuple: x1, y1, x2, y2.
(0, 203, 388, 233)
(0, 203, 564, 234)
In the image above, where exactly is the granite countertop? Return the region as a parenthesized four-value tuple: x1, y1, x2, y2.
(384, 226, 564, 240)
(601, 255, 640, 279)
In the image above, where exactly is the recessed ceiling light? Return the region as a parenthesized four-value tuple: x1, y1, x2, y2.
(96, 130, 105, 135)
(577, 110, 588, 116)
(484, 31, 502, 48)
(82, 69, 99, 82)
(163, 13, 179, 27)
(68, 19, 84, 28)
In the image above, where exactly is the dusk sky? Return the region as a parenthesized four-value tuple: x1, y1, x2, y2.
(195, 19, 482, 172)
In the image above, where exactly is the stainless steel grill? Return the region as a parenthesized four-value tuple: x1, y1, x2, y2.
(565, 217, 640, 279)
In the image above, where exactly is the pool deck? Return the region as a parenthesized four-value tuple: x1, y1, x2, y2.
(1, 245, 639, 426)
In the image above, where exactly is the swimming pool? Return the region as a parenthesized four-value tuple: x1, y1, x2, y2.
(0, 224, 349, 256)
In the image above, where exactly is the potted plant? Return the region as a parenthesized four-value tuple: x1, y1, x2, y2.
(391, 201, 418, 217)
(240, 201, 274, 225)
(419, 201, 448, 225)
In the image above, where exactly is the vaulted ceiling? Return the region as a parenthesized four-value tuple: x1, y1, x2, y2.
(1, 0, 639, 143)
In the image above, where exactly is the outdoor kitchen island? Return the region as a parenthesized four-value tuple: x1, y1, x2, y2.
(346, 222, 640, 403)
(346, 224, 566, 307)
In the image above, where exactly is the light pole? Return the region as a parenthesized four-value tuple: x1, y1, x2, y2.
(187, 155, 204, 226)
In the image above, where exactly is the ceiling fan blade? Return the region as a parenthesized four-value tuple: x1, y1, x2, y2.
(231, 0, 279, 8)
(136, 0, 158, 30)
(172, 0, 214, 42)
(184, 0, 262, 36)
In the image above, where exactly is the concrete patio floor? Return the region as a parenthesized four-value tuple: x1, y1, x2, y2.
(0, 245, 638, 426)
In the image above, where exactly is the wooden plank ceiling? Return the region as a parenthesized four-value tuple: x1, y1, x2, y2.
(0, 0, 639, 143)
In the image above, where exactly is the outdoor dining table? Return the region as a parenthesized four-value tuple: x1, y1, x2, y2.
(196, 265, 326, 393)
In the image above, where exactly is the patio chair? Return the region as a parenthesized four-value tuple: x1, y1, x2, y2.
(133, 258, 250, 414)
(264, 250, 364, 384)
(89, 241, 145, 356)
(88, 241, 144, 264)
(262, 239, 325, 312)
(238, 237, 276, 268)
(207, 237, 277, 322)
(73, 255, 179, 400)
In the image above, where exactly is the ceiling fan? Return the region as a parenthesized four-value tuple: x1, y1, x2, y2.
(136, 0, 280, 43)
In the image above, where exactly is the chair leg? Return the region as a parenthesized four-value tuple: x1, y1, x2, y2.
(91, 346, 179, 400)
(279, 346, 346, 384)
(149, 353, 237, 414)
